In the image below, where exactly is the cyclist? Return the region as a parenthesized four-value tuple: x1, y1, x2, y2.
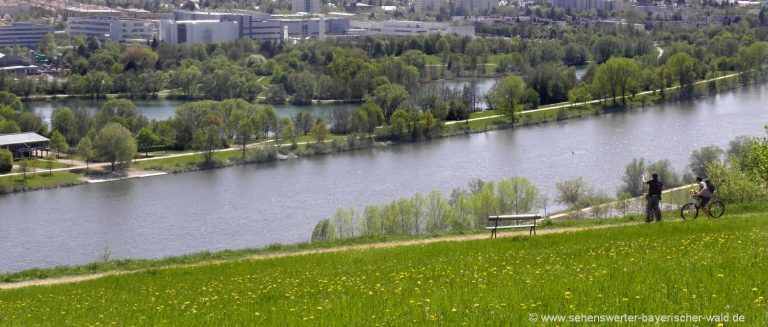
(694, 176, 712, 218)
(642, 172, 664, 222)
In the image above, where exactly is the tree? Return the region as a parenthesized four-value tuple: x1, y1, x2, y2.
(568, 85, 592, 109)
(94, 123, 137, 172)
(280, 117, 296, 147)
(389, 108, 410, 140)
(311, 219, 337, 242)
(555, 177, 590, 209)
(193, 113, 223, 165)
(372, 83, 410, 122)
(0, 148, 12, 173)
(496, 176, 540, 214)
(620, 158, 646, 197)
(647, 159, 680, 188)
(666, 52, 697, 99)
(592, 57, 640, 106)
(236, 118, 254, 158)
(689, 145, 723, 178)
(486, 75, 527, 124)
(37, 32, 56, 58)
(311, 118, 330, 142)
(45, 153, 56, 175)
(49, 130, 68, 157)
(75, 137, 95, 170)
(135, 127, 159, 157)
(293, 111, 314, 135)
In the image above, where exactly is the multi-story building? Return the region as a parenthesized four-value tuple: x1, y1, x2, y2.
(415, 0, 447, 14)
(458, 0, 497, 14)
(67, 16, 159, 42)
(0, 22, 53, 49)
(351, 20, 475, 37)
(552, 0, 624, 12)
(159, 10, 349, 43)
(159, 20, 239, 44)
(291, 0, 321, 13)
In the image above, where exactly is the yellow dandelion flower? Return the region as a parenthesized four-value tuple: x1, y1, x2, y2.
(564, 292, 572, 299)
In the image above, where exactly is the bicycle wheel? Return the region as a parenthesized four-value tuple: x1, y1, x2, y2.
(680, 203, 698, 220)
(708, 200, 725, 218)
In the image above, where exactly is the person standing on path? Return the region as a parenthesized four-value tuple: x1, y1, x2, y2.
(643, 172, 664, 222)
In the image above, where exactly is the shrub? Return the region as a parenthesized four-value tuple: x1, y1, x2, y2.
(0, 149, 12, 173)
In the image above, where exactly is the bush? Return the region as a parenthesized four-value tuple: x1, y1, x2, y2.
(0, 149, 12, 173)
(311, 219, 337, 242)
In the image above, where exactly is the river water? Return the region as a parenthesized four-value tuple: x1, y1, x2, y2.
(2, 83, 767, 273)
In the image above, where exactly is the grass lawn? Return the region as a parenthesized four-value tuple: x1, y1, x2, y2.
(1, 213, 766, 325)
(0, 171, 83, 192)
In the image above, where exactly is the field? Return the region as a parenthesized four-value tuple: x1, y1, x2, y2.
(0, 213, 766, 326)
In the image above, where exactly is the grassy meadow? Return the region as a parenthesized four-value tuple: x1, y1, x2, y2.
(0, 213, 766, 325)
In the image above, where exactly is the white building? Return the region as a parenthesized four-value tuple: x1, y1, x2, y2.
(159, 20, 239, 45)
(459, 0, 497, 14)
(292, 0, 321, 13)
(0, 23, 53, 49)
(67, 16, 159, 42)
(362, 20, 475, 37)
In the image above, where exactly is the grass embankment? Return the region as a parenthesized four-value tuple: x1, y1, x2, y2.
(0, 211, 766, 325)
(0, 171, 83, 193)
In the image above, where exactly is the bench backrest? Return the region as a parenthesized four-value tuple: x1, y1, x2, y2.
(488, 214, 541, 221)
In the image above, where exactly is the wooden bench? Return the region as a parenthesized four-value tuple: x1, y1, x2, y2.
(486, 214, 542, 238)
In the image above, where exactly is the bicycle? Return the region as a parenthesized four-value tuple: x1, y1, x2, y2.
(680, 191, 725, 220)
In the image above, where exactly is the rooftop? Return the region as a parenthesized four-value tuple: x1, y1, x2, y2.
(0, 132, 49, 147)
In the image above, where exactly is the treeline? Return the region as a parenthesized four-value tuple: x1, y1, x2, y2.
(311, 130, 768, 241)
(7, 22, 765, 112)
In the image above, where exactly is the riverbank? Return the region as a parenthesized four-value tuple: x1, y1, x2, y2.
(0, 206, 655, 285)
(2, 209, 767, 326)
(0, 71, 752, 195)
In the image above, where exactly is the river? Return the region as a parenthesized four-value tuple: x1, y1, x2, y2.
(2, 82, 767, 273)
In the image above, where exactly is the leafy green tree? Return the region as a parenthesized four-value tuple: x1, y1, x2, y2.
(666, 52, 698, 99)
(689, 145, 723, 178)
(496, 176, 540, 214)
(0, 148, 12, 173)
(311, 219, 337, 242)
(372, 83, 410, 122)
(279, 117, 295, 147)
(592, 57, 640, 106)
(555, 177, 590, 209)
(647, 159, 680, 188)
(37, 32, 56, 58)
(311, 118, 330, 142)
(568, 85, 592, 109)
(193, 114, 223, 165)
(135, 127, 159, 157)
(620, 158, 646, 196)
(293, 111, 314, 135)
(51, 108, 78, 144)
(45, 153, 56, 175)
(0, 117, 20, 133)
(75, 137, 95, 170)
(49, 130, 68, 157)
(175, 65, 202, 99)
(0, 91, 22, 111)
(389, 108, 410, 140)
(288, 71, 316, 105)
(94, 123, 137, 172)
(236, 118, 254, 158)
(486, 75, 527, 124)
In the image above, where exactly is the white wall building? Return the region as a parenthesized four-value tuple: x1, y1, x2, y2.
(67, 16, 158, 42)
(159, 20, 239, 44)
(0, 23, 53, 49)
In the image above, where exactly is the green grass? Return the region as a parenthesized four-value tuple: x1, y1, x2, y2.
(1, 212, 767, 325)
(0, 171, 83, 193)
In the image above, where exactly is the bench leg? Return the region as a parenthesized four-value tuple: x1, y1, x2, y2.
(491, 228, 496, 239)
(530, 226, 536, 236)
